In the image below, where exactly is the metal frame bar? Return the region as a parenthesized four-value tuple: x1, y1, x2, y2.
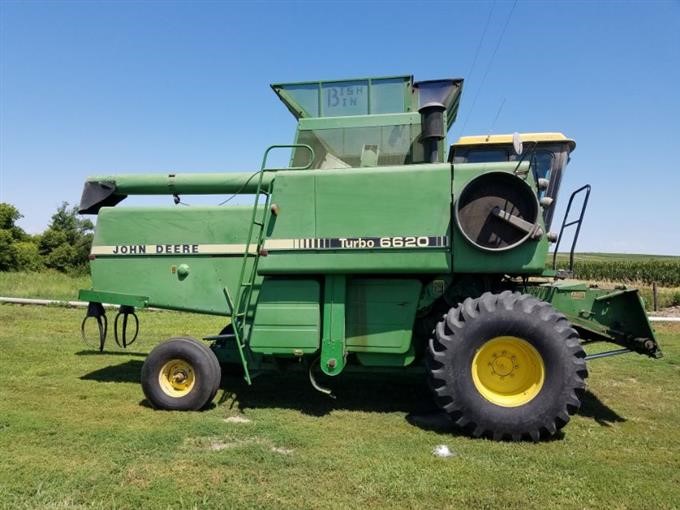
(552, 184, 591, 272)
(585, 348, 631, 361)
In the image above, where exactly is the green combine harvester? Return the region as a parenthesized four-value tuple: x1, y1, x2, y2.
(78, 75, 661, 441)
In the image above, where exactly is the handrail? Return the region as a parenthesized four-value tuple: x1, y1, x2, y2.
(552, 184, 591, 272)
(261, 144, 315, 172)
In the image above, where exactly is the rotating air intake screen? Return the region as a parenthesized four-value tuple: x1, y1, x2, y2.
(455, 172, 539, 251)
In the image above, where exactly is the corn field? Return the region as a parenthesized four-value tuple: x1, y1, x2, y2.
(549, 254, 680, 309)
(570, 260, 680, 287)
(551, 254, 680, 287)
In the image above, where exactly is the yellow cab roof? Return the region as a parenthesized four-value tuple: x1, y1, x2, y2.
(452, 132, 576, 151)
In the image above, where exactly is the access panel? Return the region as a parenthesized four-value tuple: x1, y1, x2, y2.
(345, 278, 421, 354)
(249, 278, 321, 355)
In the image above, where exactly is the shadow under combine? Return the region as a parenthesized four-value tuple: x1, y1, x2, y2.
(80, 359, 437, 417)
(219, 370, 437, 418)
(80, 360, 143, 383)
(577, 390, 626, 426)
(79, 359, 624, 438)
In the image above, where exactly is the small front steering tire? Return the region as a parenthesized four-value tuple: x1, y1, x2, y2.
(141, 337, 221, 411)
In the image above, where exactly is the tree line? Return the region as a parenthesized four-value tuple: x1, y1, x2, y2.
(0, 202, 93, 274)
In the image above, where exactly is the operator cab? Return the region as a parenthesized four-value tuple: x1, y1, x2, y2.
(449, 133, 575, 229)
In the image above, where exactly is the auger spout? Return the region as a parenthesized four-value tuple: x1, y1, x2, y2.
(79, 172, 275, 213)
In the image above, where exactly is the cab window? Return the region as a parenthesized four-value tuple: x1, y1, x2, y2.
(453, 148, 509, 163)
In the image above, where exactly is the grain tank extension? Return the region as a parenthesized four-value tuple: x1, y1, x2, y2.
(78, 75, 661, 441)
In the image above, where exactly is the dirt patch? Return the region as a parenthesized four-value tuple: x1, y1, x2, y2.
(223, 415, 252, 424)
(186, 435, 292, 455)
(209, 440, 243, 451)
(184, 436, 251, 451)
(270, 446, 294, 455)
(122, 466, 152, 489)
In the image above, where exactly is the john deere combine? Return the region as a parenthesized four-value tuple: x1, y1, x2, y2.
(78, 75, 660, 441)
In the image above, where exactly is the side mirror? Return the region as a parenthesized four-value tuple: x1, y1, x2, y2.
(512, 132, 523, 156)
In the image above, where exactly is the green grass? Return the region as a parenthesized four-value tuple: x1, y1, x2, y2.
(1, 304, 679, 509)
(0, 271, 90, 301)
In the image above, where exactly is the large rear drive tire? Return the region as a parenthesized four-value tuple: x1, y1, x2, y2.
(426, 291, 588, 441)
(142, 337, 221, 411)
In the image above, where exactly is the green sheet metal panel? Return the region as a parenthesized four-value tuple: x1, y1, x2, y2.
(249, 278, 320, 354)
(86, 206, 263, 315)
(78, 289, 149, 308)
(260, 164, 452, 274)
(313, 165, 450, 236)
(89, 254, 239, 315)
(355, 348, 416, 367)
(451, 229, 549, 274)
(264, 171, 316, 238)
(346, 279, 421, 353)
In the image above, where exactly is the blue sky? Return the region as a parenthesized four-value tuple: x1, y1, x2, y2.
(1, 0, 679, 254)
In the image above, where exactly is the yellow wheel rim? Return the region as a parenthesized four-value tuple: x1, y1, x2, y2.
(158, 359, 196, 398)
(471, 336, 545, 407)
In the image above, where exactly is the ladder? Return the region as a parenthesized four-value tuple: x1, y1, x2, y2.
(552, 184, 591, 275)
(222, 144, 315, 384)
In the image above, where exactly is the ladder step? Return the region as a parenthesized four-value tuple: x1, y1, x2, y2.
(253, 221, 264, 227)
(240, 282, 253, 287)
